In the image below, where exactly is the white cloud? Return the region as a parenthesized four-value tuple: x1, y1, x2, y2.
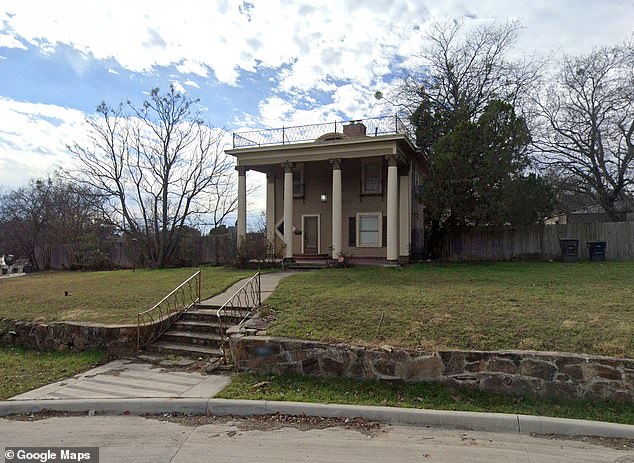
(0, 32, 26, 49)
(171, 80, 186, 93)
(184, 80, 199, 88)
(0, 97, 87, 187)
(2, 0, 632, 97)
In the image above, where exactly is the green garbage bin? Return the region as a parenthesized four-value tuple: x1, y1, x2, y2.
(559, 238, 579, 262)
(587, 241, 607, 261)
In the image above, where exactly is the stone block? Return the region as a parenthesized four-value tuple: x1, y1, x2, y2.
(372, 358, 396, 377)
(560, 364, 584, 381)
(584, 381, 617, 401)
(301, 357, 320, 375)
(611, 391, 633, 403)
(439, 351, 465, 375)
(321, 357, 345, 376)
(487, 358, 518, 374)
(399, 355, 443, 381)
(543, 381, 578, 399)
(519, 359, 557, 381)
(595, 365, 622, 381)
(464, 360, 486, 373)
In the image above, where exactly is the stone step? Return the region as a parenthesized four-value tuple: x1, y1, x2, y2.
(173, 320, 223, 334)
(161, 330, 224, 348)
(144, 341, 223, 358)
(182, 308, 250, 324)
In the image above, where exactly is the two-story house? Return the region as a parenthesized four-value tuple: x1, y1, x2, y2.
(226, 116, 427, 265)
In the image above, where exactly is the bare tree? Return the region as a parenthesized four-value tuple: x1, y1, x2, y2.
(533, 41, 634, 219)
(377, 20, 541, 126)
(68, 86, 234, 268)
(0, 177, 105, 270)
(376, 21, 548, 257)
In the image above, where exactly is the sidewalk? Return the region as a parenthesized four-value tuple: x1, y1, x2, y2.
(9, 359, 230, 401)
(198, 270, 301, 307)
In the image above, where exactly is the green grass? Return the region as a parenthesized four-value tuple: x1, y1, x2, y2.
(263, 262, 634, 358)
(0, 348, 106, 400)
(218, 373, 634, 425)
(0, 267, 255, 324)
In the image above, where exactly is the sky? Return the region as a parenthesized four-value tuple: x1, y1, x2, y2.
(1, 0, 633, 221)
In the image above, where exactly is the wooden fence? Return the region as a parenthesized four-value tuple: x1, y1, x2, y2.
(440, 222, 634, 262)
(37, 229, 237, 270)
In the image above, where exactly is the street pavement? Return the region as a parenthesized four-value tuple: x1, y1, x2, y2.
(1, 415, 632, 463)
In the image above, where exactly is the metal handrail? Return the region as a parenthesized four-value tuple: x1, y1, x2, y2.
(137, 270, 201, 350)
(216, 271, 261, 360)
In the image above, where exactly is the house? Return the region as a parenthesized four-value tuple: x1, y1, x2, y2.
(545, 198, 634, 225)
(226, 116, 427, 265)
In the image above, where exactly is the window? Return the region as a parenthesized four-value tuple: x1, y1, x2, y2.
(356, 212, 382, 247)
(293, 164, 304, 198)
(361, 159, 382, 194)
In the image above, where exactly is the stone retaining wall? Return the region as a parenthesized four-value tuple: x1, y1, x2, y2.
(0, 317, 169, 353)
(230, 336, 634, 403)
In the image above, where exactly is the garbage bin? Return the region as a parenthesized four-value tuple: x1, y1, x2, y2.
(587, 241, 607, 261)
(559, 238, 580, 262)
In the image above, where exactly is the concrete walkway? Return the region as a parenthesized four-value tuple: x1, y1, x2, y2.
(9, 359, 230, 401)
(198, 270, 301, 307)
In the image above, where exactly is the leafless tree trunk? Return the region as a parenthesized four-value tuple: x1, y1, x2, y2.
(532, 41, 634, 220)
(68, 85, 234, 268)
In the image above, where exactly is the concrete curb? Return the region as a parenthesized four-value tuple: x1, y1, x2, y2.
(1, 398, 633, 439)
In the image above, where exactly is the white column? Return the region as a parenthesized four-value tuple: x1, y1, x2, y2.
(399, 166, 410, 259)
(266, 173, 275, 245)
(236, 166, 247, 247)
(282, 162, 294, 259)
(330, 159, 342, 259)
(386, 155, 399, 263)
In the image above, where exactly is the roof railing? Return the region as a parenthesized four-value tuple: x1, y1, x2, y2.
(232, 114, 413, 149)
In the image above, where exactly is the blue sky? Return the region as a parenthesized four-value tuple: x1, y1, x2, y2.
(1, 0, 633, 217)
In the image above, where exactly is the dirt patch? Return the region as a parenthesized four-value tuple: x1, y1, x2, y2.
(144, 413, 383, 436)
(532, 433, 634, 451)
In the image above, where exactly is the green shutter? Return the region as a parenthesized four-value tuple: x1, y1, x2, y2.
(349, 217, 356, 247)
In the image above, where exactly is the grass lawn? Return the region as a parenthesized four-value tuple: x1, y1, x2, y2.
(0, 267, 255, 324)
(218, 373, 634, 425)
(263, 262, 634, 358)
(0, 348, 106, 400)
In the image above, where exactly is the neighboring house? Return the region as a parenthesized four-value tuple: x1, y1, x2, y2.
(226, 116, 427, 265)
(545, 199, 634, 225)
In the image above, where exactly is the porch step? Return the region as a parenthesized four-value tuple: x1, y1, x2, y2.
(144, 341, 223, 358)
(288, 260, 329, 269)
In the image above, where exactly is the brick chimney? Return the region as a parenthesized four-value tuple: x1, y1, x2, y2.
(343, 121, 367, 137)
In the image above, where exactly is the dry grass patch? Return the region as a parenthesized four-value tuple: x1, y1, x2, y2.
(0, 267, 254, 324)
(263, 262, 634, 358)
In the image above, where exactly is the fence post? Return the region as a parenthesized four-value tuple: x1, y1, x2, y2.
(258, 272, 261, 306)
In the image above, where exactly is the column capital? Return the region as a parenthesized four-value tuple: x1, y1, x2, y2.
(329, 158, 342, 170)
(385, 154, 399, 167)
(266, 173, 275, 184)
(235, 166, 249, 176)
(282, 161, 294, 173)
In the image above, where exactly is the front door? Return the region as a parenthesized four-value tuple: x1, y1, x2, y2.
(303, 215, 319, 255)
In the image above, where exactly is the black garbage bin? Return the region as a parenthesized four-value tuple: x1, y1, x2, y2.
(559, 238, 579, 262)
(587, 241, 607, 261)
